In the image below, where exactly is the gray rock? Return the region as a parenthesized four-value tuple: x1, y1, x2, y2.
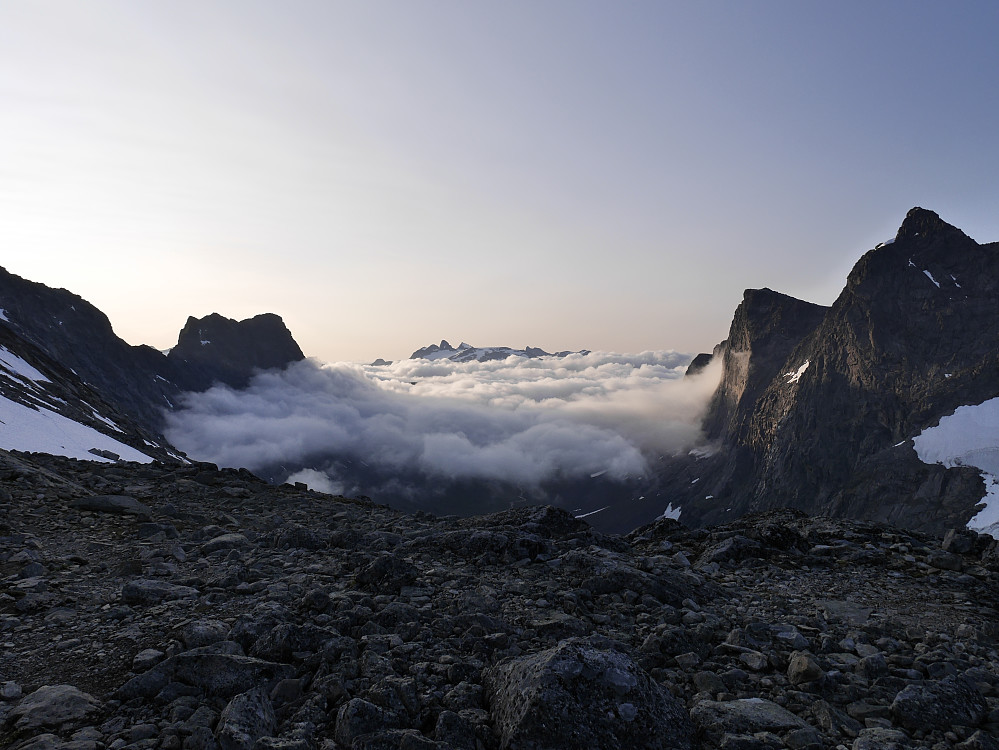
(1, 681, 22, 700)
(483, 638, 693, 750)
(697, 535, 762, 566)
(201, 534, 250, 554)
(891, 674, 988, 731)
(852, 727, 913, 749)
(121, 579, 200, 605)
(955, 730, 999, 750)
(787, 652, 824, 685)
(334, 698, 394, 747)
(9, 684, 102, 732)
(182, 620, 230, 649)
(215, 687, 276, 750)
(927, 550, 963, 571)
(132, 648, 166, 672)
(170, 652, 294, 699)
(69, 495, 152, 519)
(690, 698, 809, 743)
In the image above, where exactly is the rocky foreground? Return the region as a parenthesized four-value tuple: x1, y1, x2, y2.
(1, 451, 998, 750)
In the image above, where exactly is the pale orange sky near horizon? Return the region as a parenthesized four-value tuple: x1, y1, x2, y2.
(2, 1, 997, 363)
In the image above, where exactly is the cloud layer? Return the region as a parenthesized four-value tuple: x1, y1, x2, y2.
(164, 350, 720, 493)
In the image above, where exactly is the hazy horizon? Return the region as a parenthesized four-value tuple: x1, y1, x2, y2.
(3, 1, 998, 363)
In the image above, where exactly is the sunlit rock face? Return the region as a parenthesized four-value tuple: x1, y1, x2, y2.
(658, 208, 999, 536)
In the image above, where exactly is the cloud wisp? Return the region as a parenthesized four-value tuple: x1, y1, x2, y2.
(164, 350, 721, 498)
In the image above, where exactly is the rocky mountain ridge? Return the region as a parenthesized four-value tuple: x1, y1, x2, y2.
(1, 451, 997, 749)
(0, 266, 305, 442)
(648, 208, 999, 538)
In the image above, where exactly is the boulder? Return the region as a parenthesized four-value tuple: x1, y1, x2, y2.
(690, 698, 809, 744)
(9, 684, 102, 732)
(69, 495, 152, 519)
(483, 638, 693, 750)
(891, 674, 988, 731)
(215, 687, 276, 750)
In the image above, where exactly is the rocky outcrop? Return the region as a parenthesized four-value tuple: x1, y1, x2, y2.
(658, 209, 999, 536)
(1, 450, 998, 749)
(168, 313, 305, 392)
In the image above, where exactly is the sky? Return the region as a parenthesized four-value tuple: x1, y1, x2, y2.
(2, 1, 998, 363)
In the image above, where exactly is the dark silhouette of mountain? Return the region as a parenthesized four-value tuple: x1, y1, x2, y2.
(168, 312, 305, 392)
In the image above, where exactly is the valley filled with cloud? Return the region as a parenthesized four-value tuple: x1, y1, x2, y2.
(165, 351, 721, 506)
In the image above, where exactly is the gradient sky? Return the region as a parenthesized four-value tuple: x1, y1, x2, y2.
(2, 1, 997, 363)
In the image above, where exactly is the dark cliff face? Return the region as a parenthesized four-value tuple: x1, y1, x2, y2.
(0, 266, 188, 432)
(167, 313, 305, 392)
(669, 208, 999, 536)
(0, 267, 306, 437)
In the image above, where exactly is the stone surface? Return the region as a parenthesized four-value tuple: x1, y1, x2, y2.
(891, 675, 989, 731)
(1, 451, 998, 750)
(215, 687, 276, 750)
(484, 638, 693, 750)
(68, 495, 152, 519)
(8, 684, 102, 732)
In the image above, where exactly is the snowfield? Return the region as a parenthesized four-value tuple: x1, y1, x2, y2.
(0, 394, 153, 463)
(913, 397, 999, 538)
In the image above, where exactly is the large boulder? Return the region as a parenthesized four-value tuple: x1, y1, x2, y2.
(8, 684, 102, 733)
(215, 687, 276, 750)
(483, 638, 693, 750)
(891, 674, 988, 732)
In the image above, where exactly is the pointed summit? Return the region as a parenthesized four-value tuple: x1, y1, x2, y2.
(895, 207, 960, 243)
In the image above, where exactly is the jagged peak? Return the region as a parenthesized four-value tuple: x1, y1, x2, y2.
(895, 207, 963, 243)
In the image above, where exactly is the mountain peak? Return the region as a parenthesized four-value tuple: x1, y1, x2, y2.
(895, 207, 959, 242)
(169, 313, 304, 390)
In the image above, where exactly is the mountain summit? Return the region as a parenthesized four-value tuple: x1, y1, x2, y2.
(169, 312, 305, 391)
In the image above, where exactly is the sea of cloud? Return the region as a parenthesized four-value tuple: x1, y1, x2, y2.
(164, 350, 721, 494)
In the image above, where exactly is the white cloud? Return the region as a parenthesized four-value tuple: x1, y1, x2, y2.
(165, 351, 721, 492)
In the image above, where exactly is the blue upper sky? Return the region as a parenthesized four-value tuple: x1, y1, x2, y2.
(1, 1, 997, 362)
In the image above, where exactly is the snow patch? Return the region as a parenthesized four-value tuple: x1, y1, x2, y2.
(913, 397, 999, 538)
(923, 269, 941, 288)
(91, 411, 123, 432)
(0, 394, 153, 463)
(574, 505, 609, 520)
(658, 502, 681, 521)
(0, 347, 50, 385)
(0, 309, 8, 322)
(589, 469, 608, 478)
(785, 360, 810, 384)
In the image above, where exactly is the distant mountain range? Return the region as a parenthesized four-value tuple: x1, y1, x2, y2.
(403, 340, 590, 363)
